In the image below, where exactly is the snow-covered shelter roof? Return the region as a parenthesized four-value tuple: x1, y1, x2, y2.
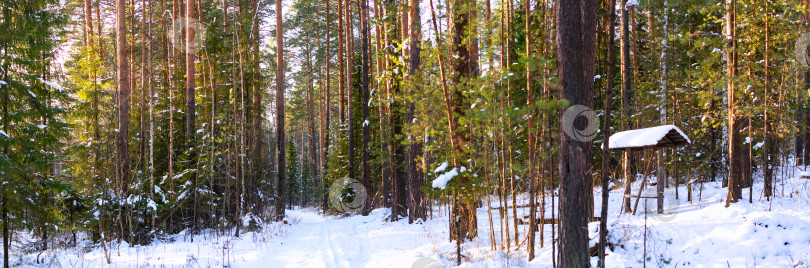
(608, 125, 691, 150)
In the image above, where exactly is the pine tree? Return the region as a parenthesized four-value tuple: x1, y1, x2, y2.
(0, 0, 69, 264)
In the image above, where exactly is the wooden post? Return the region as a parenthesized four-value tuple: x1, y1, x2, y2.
(623, 148, 632, 212)
(632, 151, 655, 215)
(657, 148, 664, 214)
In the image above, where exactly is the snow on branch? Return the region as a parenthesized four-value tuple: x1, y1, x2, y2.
(432, 166, 467, 190)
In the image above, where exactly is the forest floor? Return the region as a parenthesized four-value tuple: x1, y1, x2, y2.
(14, 166, 810, 267)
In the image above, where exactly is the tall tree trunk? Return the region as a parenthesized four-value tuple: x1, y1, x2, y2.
(252, 0, 263, 196)
(725, 0, 741, 206)
(659, 0, 668, 124)
(448, 0, 477, 242)
(338, 0, 346, 122)
(347, 0, 356, 183)
(275, 0, 287, 220)
(2, 44, 10, 268)
(763, 6, 772, 199)
(629, 5, 638, 99)
(147, 0, 156, 232)
(116, 0, 131, 196)
(372, 0, 391, 209)
(503, 0, 521, 245)
(96, 0, 104, 61)
(804, 82, 810, 167)
(803, 2, 810, 167)
(599, 0, 616, 265)
(556, 0, 596, 264)
(620, 0, 634, 213)
(231, 2, 243, 233)
(186, 0, 196, 141)
(386, 0, 407, 220)
(347, 0, 354, 87)
(139, 0, 148, 212)
(306, 38, 319, 214)
(527, 0, 537, 259)
(658, 0, 670, 205)
(85, 0, 94, 47)
(360, 0, 372, 216)
(468, 0, 479, 77)
(484, 0, 499, 249)
(88, 0, 103, 236)
(167, 1, 175, 232)
(322, 0, 332, 212)
(539, 0, 551, 250)
(429, 0, 462, 241)
(406, 0, 425, 223)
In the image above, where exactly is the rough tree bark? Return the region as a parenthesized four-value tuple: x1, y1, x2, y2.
(448, 0, 477, 243)
(168, 3, 175, 232)
(406, 0, 426, 223)
(725, 0, 742, 206)
(348, 0, 356, 182)
(147, 0, 155, 232)
(599, 0, 616, 264)
(116, 0, 131, 196)
(140, 0, 148, 224)
(2, 29, 10, 268)
(185, 0, 196, 141)
(251, 0, 264, 195)
(275, 0, 287, 220)
(556, 0, 596, 264)
(322, 0, 332, 211)
(338, 0, 346, 122)
(306, 38, 319, 214)
(371, 0, 391, 209)
(386, 0, 407, 220)
(361, 0, 372, 216)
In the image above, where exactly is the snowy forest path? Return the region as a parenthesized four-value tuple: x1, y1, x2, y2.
(240, 208, 379, 267)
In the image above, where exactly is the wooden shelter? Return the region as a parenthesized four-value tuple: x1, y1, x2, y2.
(607, 125, 691, 214)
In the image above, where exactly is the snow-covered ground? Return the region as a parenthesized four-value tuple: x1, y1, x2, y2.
(16, 167, 810, 267)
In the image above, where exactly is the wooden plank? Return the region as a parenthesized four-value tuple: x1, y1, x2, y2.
(491, 204, 533, 210)
(624, 194, 657, 199)
(518, 217, 602, 225)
